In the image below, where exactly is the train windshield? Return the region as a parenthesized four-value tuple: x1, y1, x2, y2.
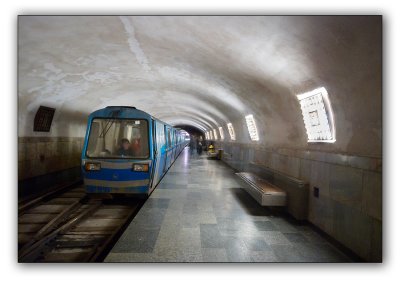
(86, 118, 149, 159)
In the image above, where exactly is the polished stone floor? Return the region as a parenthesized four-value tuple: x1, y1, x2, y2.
(105, 147, 352, 262)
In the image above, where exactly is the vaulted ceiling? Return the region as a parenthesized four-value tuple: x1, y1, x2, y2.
(18, 16, 382, 156)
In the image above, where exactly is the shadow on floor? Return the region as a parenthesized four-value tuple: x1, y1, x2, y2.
(228, 187, 305, 225)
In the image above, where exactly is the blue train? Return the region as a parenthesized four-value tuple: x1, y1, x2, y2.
(81, 106, 188, 196)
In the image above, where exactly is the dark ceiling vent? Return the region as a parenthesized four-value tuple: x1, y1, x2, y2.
(33, 106, 55, 132)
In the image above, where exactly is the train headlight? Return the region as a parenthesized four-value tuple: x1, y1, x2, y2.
(132, 164, 149, 172)
(85, 162, 101, 171)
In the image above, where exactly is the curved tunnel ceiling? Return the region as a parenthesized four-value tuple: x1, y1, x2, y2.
(18, 16, 382, 156)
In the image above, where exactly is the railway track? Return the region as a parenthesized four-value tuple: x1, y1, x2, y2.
(18, 183, 144, 262)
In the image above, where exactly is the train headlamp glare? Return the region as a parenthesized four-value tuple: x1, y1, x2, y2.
(85, 162, 101, 171)
(133, 164, 149, 172)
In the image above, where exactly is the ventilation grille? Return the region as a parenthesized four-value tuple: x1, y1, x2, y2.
(33, 106, 55, 132)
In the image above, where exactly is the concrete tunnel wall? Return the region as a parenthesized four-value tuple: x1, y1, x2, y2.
(18, 16, 382, 261)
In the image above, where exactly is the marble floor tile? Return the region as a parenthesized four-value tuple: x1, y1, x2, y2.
(106, 147, 352, 263)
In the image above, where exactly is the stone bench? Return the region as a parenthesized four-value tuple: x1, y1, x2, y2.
(237, 163, 310, 220)
(235, 172, 287, 206)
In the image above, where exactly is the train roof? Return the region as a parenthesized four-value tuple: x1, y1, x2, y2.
(88, 106, 182, 131)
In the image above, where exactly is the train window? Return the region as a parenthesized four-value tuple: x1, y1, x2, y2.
(218, 127, 225, 140)
(297, 87, 336, 143)
(164, 126, 168, 147)
(87, 121, 100, 152)
(245, 114, 259, 141)
(86, 118, 149, 159)
(167, 128, 172, 147)
(156, 122, 165, 148)
(227, 123, 236, 140)
(213, 129, 218, 140)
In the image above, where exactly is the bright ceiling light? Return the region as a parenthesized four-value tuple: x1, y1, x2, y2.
(297, 87, 336, 143)
(213, 129, 218, 140)
(218, 127, 224, 140)
(227, 123, 236, 140)
(245, 114, 259, 141)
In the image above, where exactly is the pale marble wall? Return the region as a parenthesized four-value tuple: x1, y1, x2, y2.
(219, 142, 382, 262)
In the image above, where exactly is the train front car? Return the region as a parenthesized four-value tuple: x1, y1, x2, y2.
(81, 106, 153, 196)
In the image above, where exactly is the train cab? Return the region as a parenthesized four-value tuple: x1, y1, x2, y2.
(81, 106, 187, 196)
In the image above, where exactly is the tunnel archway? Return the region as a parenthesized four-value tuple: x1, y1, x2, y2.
(174, 125, 204, 138)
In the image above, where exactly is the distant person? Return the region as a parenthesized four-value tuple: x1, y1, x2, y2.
(208, 142, 215, 153)
(189, 136, 196, 155)
(197, 138, 203, 155)
(117, 138, 133, 157)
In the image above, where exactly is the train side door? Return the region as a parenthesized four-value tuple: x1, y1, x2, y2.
(154, 121, 167, 186)
(173, 130, 177, 159)
(150, 120, 158, 189)
(163, 125, 169, 172)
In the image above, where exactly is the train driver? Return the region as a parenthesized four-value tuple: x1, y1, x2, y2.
(131, 138, 141, 155)
(117, 138, 133, 157)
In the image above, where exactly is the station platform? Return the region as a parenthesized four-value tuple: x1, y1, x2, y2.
(105, 147, 351, 262)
